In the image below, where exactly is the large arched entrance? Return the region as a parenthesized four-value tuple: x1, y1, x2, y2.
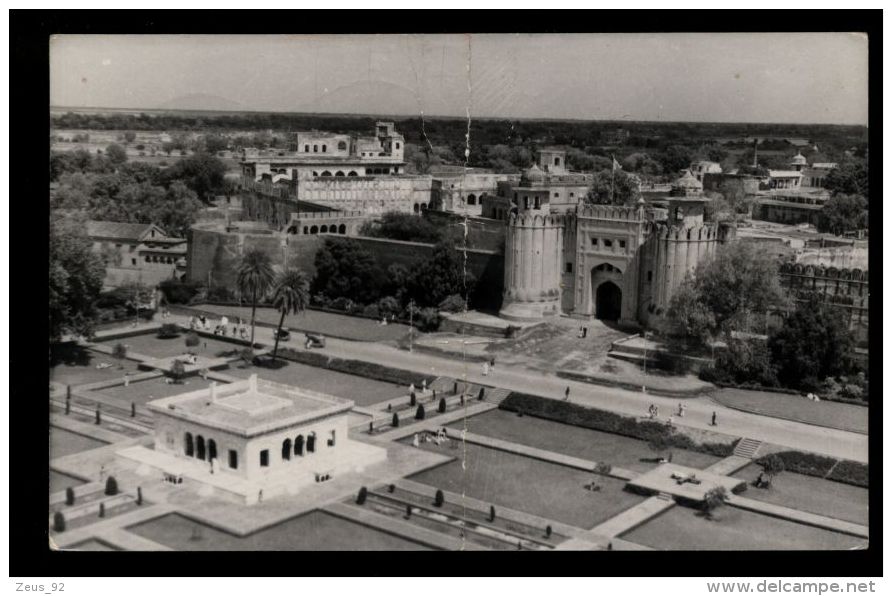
(595, 281, 622, 321)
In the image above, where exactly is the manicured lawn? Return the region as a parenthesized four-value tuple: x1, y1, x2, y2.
(127, 511, 434, 551)
(713, 388, 868, 434)
(733, 464, 868, 525)
(448, 409, 721, 474)
(191, 304, 410, 342)
(50, 427, 109, 459)
(64, 539, 120, 551)
(95, 376, 219, 406)
(50, 355, 142, 387)
(622, 504, 865, 550)
(99, 334, 243, 360)
(407, 441, 646, 529)
(49, 470, 87, 495)
(224, 361, 404, 406)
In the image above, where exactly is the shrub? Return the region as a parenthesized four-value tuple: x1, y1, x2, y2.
(105, 476, 119, 496)
(65, 487, 75, 506)
(185, 332, 200, 350)
(760, 453, 786, 479)
(99, 502, 106, 518)
(505, 325, 521, 339)
(826, 459, 869, 488)
(545, 525, 552, 538)
(405, 504, 412, 518)
(377, 296, 401, 318)
(330, 297, 356, 313)
(489, 505, 496, 522)
(158, 323, 181, 339)
(136, 487, 143, 506)
(756, 450, 835, 479)
(170, 359, 186, 382)
(275, 347, 430, 388)
(434, 489, 445, 507)
(206, 286, 235, 302)
(438, 397, 447, 413)
(356, 486, 368, 505)
(388, 484, 396, 493)
(392, 413, 400, 428)
(362, 303, 380, 319)
(415, 404, 426, 420)
(415, 307, 441, 332)
(594, 462, 613, 476)
(438, 294, 466, 313)
(112, 343, 127, 362)
(95, 407, 101, 425)
(410, 392, 417, 407)
(53, 512, 66, 532)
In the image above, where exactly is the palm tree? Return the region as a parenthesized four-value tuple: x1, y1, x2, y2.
(236, 250, 275, 347)
(271, 268, 311, 362)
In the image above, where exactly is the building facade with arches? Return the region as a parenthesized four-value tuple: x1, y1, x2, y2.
(499, 163, 736, 328)
(139, 374, 387, 504)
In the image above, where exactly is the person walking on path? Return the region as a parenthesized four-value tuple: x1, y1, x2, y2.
(564, 386, 570, 401)
(678, 403, 685, 418)
(711, 411, 717, 426)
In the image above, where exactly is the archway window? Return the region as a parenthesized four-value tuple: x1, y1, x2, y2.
(338, 141, 347, 151)
(260, 449, 269, 467)
(310, 225, 318, 234)
(413, 203, 420, 213)
(294, 435, 304, 456)
(348, 171, 358, 176)
(307, 432, 317, 453)
(321, 171, 332, 177)
(303, 226, 309, 234)
(320, 225, 328, 233)
(534, 197, 541, 209)
(312, 171, 318, 177)
(228, 449, 238, 469)
(208, 439, 217, 462)
(305, 145, 310, 152)
(335, 171, 345, 177)
(282, 438, 292, 461)
(327, 430, 336, 447)
(313, 145, 318, 153)
(420, 203, 427, 210)
(322, 145, 327, 153)
(467, 194, 477, 206)
(184, 432, 194, 457)
(554, 157, 561, 166)
(338, 224, 346, 234)
(196, 435, 206, 460)
(595, 281, 622, 321)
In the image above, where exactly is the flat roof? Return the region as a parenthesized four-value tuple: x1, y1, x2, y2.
(147, 375, 353, 437)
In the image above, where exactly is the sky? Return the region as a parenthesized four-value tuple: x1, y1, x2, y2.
(50, 33, 869, 125)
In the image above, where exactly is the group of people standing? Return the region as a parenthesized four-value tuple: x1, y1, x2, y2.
(189, 315, 250, 340)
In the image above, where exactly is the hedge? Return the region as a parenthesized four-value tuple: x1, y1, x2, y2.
(755, 451, 868, 488)
(276, 347, 432, 388)
(499, 392, 736, 458)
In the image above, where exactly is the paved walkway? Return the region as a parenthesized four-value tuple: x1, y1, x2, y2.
(587, 497, 676, 538)
(131, 313, 868, 463)
(704, 455, 753, 476)
(727, 495, 869, 539)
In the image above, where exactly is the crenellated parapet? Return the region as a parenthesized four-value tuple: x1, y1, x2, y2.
(779, 262, 869, 283)
(507, 212, 567, 229)
(576, 204, 644, 222)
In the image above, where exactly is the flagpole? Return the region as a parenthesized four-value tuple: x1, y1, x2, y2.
(611, 154, 616, 203)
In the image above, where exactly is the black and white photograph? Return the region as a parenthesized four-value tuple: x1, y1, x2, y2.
(11, 10, 883, 588)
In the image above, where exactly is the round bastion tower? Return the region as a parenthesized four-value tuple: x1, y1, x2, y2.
(499, 211, 565, 321)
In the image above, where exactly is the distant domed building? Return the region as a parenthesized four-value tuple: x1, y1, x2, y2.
(669, 169, 704, 197)
(789, 152, 808, 171)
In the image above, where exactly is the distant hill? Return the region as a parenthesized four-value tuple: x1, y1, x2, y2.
(158, 93, 246, 112)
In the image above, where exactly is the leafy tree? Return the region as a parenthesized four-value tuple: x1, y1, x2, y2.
(584, 169, 641, 206)
(160, 153, 227, 200)
(621, 152, 663, 178)
(123, 131, 137, 144)
(236, 249, 276, 346)
(170, 359, 186, 383)
(407, 243, 475, 308)
(817, 194, 868, 236)
(359, 211, 443, 243)
(434, 489, 445, 507)
(760, 453, 785, 481)
(158, 323, 181, 339)
(356, 486, 368, 505)
(312, 239, 387, 305)
(49, 212, 106, 342)
(668, 242, 789, 344)
(415, 404, 426, 420)
(702, 486, 728, 520)
(706, 338, 779, 388)
(823, 162, 868, 201)
(438, 294, 466, 313)
(105, 143, 128, 165)
(392, 412, 400, 427)
(657, 144, 694, 176)
(112, 343, 128, 366)
(768, 295, 855, 390)
(271, 268, 311, 361)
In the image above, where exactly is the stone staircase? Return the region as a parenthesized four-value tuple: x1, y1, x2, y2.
(428, 376, 511, 404)
(733, 437, 763, 460)
(656, 491, 675, 502)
